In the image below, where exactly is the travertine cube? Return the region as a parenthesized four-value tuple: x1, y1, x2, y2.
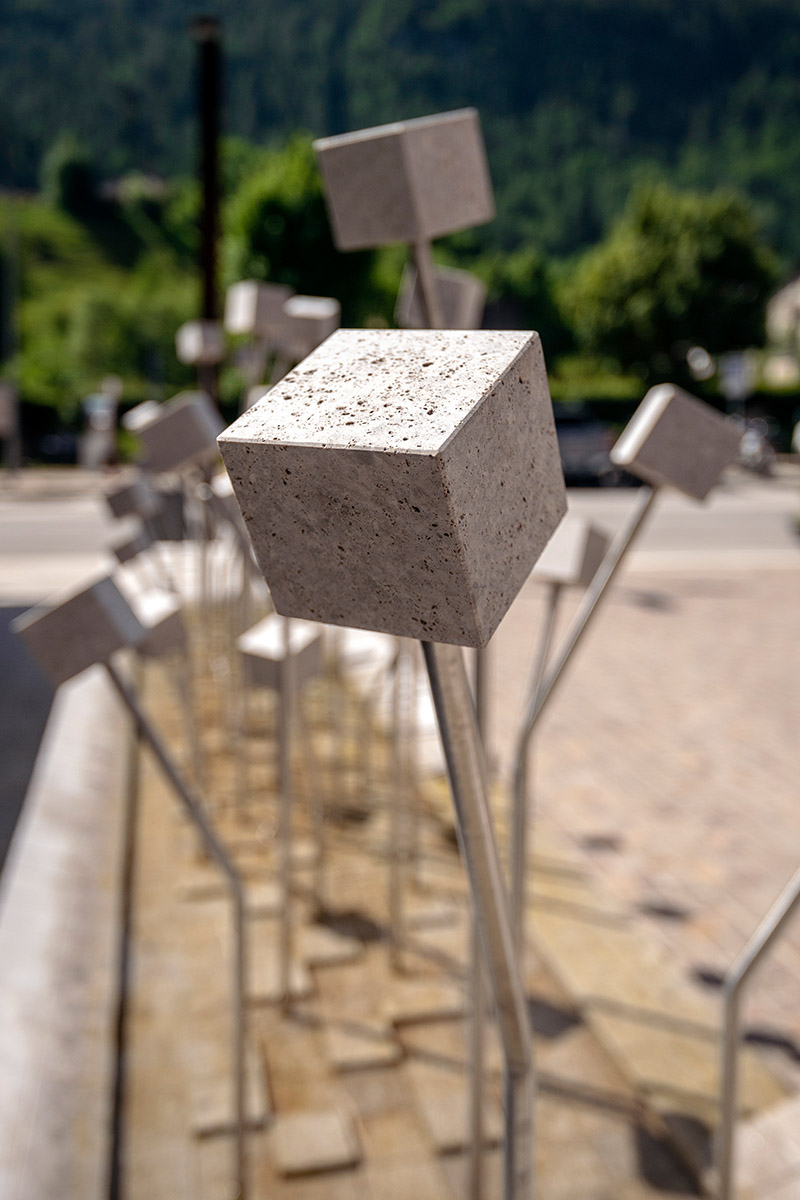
(122, 400, 160, 432)
(132, 591, 187, 659)
(238, 615, 324, 691)
(219, 329, 566, 648)
(135, 391, 224, 474)
(105, 474, 160, 520)
(224, 280, 294, 337)
(112, 526, 154, 565)
(610, 384, 740, 500)
(12, 575, 144, 687)
(532, 515, 610, 588)
(274, 295, 341, 360)
(175, 319, 226, 366)
(313, 109, 495, 251)
(396, 264, 486, 330)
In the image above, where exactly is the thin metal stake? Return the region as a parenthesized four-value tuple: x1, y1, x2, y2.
(278, 617, 296, 1012)
(716, 866, 800, 1200)
(104, 660, 246, 1200)
(468, 644, 490, 1200)
(412, 240, 445, 331)
(423, 641, 534, 1200)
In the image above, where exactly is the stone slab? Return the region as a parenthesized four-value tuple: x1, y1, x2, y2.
(136, 391, 224, 475)
(269, 1109, 362, 1176)
(611, 384, 740, 499)
(365, 1161, 455, 1200)
(219, 328, 566, 647)
(12, 573, 144, 686)
(324, 1023, 402, 1071)
(413, 1082, 503, 1153)
(314, 108, 494, 250)
(382, 980, 465, 1026)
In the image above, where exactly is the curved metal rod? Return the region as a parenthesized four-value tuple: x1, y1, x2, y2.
(104, 659, 247, 1200)
(422, 641, 534, 1200)
(716, 865, 800, 1200)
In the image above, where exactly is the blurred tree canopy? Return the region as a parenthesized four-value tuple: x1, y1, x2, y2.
(561, 182, 778, 380)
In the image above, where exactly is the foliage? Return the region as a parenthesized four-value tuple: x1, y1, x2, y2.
(561, 182, 779, 381)
(40, 133, 97, 219)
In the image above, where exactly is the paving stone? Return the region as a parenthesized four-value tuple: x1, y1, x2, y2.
(300, 925, 364, 968)
(537, 1026, 632, 1103)
(189, 1043, 270, 1137)
(383, 980, 466, 1026)
(248, 951, 314, 1005)
(359, 1107, 430, 1161)
(269, 1109, 361, 1176)
(365, 1160, 455, 1199)
(413, 1083, 504, 1154)
(325, 1024, 402, 1072)
(404, 894, 462, 930)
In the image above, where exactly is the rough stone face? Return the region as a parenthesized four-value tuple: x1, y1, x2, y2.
(12, 574, 144, 686)
(136, 391, 224, 474)
(238, 614, 324, 690)
(224, 280, 293, 337)
(611, 384, 741, 500)
(218, 328, 566, 648)
(175, 320, 225, 366)
(532, 515, 610, 588)
(396, 264, 486, 331)
(313, 109, 495, 251)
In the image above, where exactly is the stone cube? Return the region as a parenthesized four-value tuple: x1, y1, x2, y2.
(105, 474, 160, 520)
(396, 263, 486, 330)
(122, 400, 160, 433)
(112, 526, 153, 565)
(224, 280, 293, 337)
(218, 328, 566, 648)
(237, 614, 324, 690)
(610, 384, 740, 500)
(532, 515, 610, 588)
(175, 319, 226, 366)
(274, 295, 341, 360)
(131, 591, 187, 659)
(12, 575, 144, 687)
(313, 108, 495, 251)
(135, 391, 224, 474)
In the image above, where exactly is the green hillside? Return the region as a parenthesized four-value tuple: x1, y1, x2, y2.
(4, 0, 800, 260)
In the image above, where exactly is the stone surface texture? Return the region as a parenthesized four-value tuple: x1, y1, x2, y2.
(137, 392, 224, 475)
(611, 384, 741, 500)
(532, 514, 610, 587)
(12, 574, 144, 686)
(175, 320, 226, 366)
(219, 328, 566, 647)
(313, 109, 494, 251)
(224, 280, 293, 337)
(396, 264, 486, 331)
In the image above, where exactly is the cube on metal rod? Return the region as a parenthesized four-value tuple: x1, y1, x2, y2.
(11, 574, 248, 1200)
(219, 327, 567, 1200)
(396, 262, 487, 332)
(314, 108, 494, 330)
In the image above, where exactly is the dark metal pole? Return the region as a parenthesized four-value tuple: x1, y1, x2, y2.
(193, 15, 221, 401)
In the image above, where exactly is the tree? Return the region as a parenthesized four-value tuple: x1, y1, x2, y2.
(40, 133, 97, 219)
(561, 181, 779, 380)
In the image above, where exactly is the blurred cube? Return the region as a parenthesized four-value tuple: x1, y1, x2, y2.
(136, 392, 224, 474)
(533, 516, 609, 588)
(396, 264, 486, 331)
(176, 320, 226, 366)
(12, 575, 144, 687)
(224, 280, 294, 337)
(105, 474, 160, 520)
(274, 295, 341, 360)
(611, 384, 740, 500)
(238, 614, 324, 690)
(219, 328, 565, 648)
(314, 109, 495, 251)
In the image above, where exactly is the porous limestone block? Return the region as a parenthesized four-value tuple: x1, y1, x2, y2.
(105, 474, 160, 520)
(132, 591, 187, 659)
(313, 109, 495, 251)
(237, 614, 324, 690)
(274, 295, 341, 360)
(224, 280, 293, 337)
(396, 263, 486, 331)
(122, 400, 160, 433)
(610, 384, 740, 500)
(219, 328, 566, 648)
(532, 514, 610, 588)
(136, 391, 224, 474)
(175, 319, 226, 366)
(12, 575, 144, 686)
(112, 526, 154, 565)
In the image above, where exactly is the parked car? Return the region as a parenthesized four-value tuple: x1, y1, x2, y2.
(552, 403, 622, 485)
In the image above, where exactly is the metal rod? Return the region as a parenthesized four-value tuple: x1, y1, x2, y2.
(468, 644, 489, 1200)
(716, 865, 800, 1200)
(509, 581, 562, 948)
(389, 640, 413, 971)
(422, 641, 534, 1200)
(104, 659, 246, 1199)
(412, 241, 445, 331)
(518, 487, 656, 738)
(278, 617, 296, 1012)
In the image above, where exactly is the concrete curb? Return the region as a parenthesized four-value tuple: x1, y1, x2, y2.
(0, 664, 130, 1200)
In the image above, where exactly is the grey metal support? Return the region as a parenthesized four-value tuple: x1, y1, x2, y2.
(104, 660, 246, 1200)
(423, 641, 534, 1200)
(389, 640, 413, 972)
(518, 486, 656, 738)
(412, 240, 445, 331)
(468, 644, 490, 1200)
(278, 616, 296, 1012)
(716, 865, 800, 1200)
